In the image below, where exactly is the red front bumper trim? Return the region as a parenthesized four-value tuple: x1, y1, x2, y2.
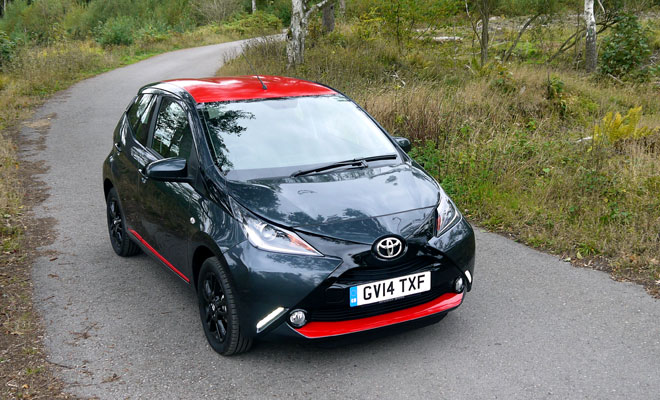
(295, 292, 463, 339)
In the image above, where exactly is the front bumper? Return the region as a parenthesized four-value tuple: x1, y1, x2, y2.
(293, 291, 463, 339)
(222, 217, 475, 340)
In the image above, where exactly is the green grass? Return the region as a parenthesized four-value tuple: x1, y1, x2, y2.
(218, 20, 660, 293)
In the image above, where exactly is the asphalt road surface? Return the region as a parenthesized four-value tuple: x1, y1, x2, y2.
(23, 38, 659, 399)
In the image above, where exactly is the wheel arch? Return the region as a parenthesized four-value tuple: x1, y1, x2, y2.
(190, 237, 230, 291)
(103, 178, 114, 200)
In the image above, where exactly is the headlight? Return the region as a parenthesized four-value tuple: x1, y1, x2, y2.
(436, 192, 459, 237)
(230, 198, 322, 256)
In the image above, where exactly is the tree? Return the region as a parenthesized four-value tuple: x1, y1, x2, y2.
(322, 1, 335, 33)
(584, 0, 597, 72)
(252, 0, 256, 13)
(287, 0, 330, 67)
(465, 0, 496, 66)
(375, 0, 453, 52)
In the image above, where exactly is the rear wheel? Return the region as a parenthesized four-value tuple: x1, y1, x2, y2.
(106, 188, 140, 257)
(197, 257, 252, 355)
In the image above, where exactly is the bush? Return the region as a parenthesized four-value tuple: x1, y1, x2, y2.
(189, 0, 244, 25)
(222, 11, 282, 36)
(0, 31, 16, 68)
(94, 16, 136, 46)
(600, 15, 652, 78)
(0, 0, 69, 43)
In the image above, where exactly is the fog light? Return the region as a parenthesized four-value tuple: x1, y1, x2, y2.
(289, 309, 307, 328)
(454, 277, 465, 293)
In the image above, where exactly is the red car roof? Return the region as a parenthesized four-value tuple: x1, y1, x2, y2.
(163, 76, 337, 103)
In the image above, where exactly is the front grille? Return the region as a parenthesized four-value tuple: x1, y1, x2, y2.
(336, 256, 438, 284)
(310, 286, 448, 322)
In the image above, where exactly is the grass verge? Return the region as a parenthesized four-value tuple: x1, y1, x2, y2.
(217, 21, 660, 296)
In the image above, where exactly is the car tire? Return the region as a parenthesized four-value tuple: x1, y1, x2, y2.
(106, 188, 141, 257)
(197, 257, 252, 356)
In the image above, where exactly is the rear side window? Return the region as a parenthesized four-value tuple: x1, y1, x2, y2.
(151, 98, 193, 160)
(126, 94, 155, 146)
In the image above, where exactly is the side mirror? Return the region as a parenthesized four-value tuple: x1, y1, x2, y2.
(145, 158, 191, 182)
(394, 136, 412, 153)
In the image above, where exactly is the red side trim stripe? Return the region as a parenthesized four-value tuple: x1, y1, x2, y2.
(129, 229, 190, 283)
(295, 292, 463, 339)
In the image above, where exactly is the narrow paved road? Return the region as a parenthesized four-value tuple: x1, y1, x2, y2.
(22, 39, 659, 399)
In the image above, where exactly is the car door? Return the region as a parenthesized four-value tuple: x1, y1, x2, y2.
(113, 93, 157, 227)
(136, 95, 198, 282)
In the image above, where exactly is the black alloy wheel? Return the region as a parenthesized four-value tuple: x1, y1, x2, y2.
(197, 257, 252, 355)
(106, 188, 140, 257)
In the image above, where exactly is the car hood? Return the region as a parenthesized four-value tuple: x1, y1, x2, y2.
(227, 163, 440, 244)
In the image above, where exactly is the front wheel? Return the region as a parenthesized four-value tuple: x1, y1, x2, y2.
(106, 188, 140, 257)
(197, 257, 252, 355)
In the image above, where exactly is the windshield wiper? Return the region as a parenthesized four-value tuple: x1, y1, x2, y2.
(291, 154, 397, 177)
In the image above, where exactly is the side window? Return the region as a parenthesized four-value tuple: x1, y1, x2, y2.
(126, 94, 155, 146)
(151, 98, 193, 160)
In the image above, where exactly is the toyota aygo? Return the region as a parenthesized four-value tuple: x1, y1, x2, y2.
(102, 76, 475, 355)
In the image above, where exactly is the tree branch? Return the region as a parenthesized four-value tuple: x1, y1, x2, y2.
(465, 0, 483, 49)
(547, 19, 617, 63)
(305, 0, 331, 19)
(503, 13, 541, 62)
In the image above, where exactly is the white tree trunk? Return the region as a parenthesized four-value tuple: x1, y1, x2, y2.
(287, 0, 329, 67)
(584, 0, 597, 72)
(287, 0, 306, 67)
(252, 0, 256, 14)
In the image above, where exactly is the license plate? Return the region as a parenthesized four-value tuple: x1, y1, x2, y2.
(349, 271, 431, 307)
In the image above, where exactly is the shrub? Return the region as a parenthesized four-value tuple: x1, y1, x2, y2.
(221, 11, 282, 36)
(135, 22, 171, 44)
(352, 9, 383, 41)
(546, 75, 567, 116)
(0, 0, 69, 43)
(94, 16, 136, 46)
(600, 15, 652, 78)
(0, 31, 16, 68)
(490, 62, 517, 94)
(189, 0, 244, 25)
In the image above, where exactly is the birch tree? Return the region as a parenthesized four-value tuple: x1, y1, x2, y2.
(252, 0, 256, 14)
(584, 0, 597, 72)
(287, 0, 330, 67)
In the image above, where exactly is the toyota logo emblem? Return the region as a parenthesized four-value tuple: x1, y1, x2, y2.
(375, 237, 404, 259)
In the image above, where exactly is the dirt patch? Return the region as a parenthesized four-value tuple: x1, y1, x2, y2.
(0, 117, 78, 399)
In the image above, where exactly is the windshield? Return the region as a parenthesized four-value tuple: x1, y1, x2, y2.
(200, 95, 398, 180)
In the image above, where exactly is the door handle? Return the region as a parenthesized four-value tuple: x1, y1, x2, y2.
(114, 142, 122, 153)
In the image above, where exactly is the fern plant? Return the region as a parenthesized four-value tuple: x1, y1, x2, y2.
(593, 106, 656, 144)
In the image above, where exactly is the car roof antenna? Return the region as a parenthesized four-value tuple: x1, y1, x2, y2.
(242, 50, 267, 90)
